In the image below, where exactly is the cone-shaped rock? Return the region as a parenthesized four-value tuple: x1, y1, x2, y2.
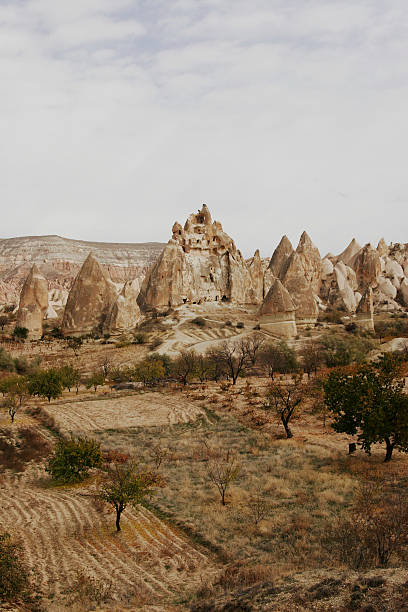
(377, 237, 388, 257)
(62, 253, 118, 336)
(356, 286, 374, 331)
(248, 249, 264, 302)
(337, 238, 362, 267)
(16, 264, 48, 340)
(138, 205, 259, 309)
(268, 235, 294, 279)
(296, 231, 322, 294)
(282, 252, 318, 324)
(105, 279, 142, 333)
(259, 279, 297, 338)
(351, 244, 381, 290)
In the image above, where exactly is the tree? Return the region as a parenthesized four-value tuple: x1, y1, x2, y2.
(99, 461, 163, 531)
(171, 350, 197, 385)
(324, 353, 408, 461)
(86, 370, 105, 393)
(244, 332, 265, 365)
(133, 357, 165, 386)
(46, 436, 102, 483)
(59, 364, 80, 393)
(210, 340, 250, 385)
(262, 374, 304, 438)
(299, 340, 321, 378)
(0, 375, 28, 423)
(195, 354, 215, 382)
(259, 341, 298, 379)
(99, 355, 112, 378)
(28, 368, 63, 402)
(0, 315, 8, 330)
(66, 336, 83, 356)
(205, 446, 241, 505)
(12, 326, 28, 341)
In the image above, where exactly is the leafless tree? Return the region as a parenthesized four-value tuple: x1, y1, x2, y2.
(99, 355, 112, 378)
(263, 374, 303, 438)
(171, 350, 197, 385)
(299, 340, 321, 379)
(246, 490, 272, 526)
(244, 332, 265, 365)
(210, 340, 251, 385)
(205, 445, 241, 505)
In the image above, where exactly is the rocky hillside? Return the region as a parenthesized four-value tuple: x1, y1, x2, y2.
(0, 235, 164, 305)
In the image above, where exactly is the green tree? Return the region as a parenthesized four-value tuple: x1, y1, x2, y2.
(28, 368, 63, 402)
(12, 326, 28, 341)
(133, 357, 165, 386)
(0, 348, 14, 372)
(66, 336, 83, 356)
(324, 353, 408, 461)
(99, 461, 163, 531)
(171, 350, 198, 385)
(46, 436, 102, 483)
(86, 370, 105, 393)
(59, 364, 80, 393)
(259, 341, 298, 379)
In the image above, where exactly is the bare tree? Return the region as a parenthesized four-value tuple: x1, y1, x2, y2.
(259, 341, 298, 380)
(262, 375, 303, 438)
(171, 350, 197, 385)
(246, 490, 272, 526)
(99, 355, 112, 378)
(210, 340, 250, 385)
(299, 340, 321, 379)
(244, 332, 265, 366)
(205, 446, 241, 505)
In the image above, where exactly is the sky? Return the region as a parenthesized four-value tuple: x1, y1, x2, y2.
(1, 0, 407, 258)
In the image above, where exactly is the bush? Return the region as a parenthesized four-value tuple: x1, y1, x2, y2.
(0, 531, 31, 603)
(46, 436, 102, 483)
(236, 322, 244, 329)
(319, 309, 344, 324)
(0, 348, 15, 372)
(150, 337, 163, 350)
(192, 317, 206, 327)
(133, 333, 146, 344)
(12, 326, 28, 340)
(224, 320, 232, 327)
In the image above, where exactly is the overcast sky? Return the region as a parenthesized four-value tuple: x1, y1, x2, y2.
(1, 1, 407, 258)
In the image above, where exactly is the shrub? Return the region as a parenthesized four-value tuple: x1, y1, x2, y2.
(12, 326, 28, 340)
(0, 348, 15, 372)
(46, 436, 102, 483)
(133, 333, 146, 344)
(0, 532, 31, 602)
(236, 322, 244, 329)
(224, 320, 232, 327)
(150, 337, 163, 350)
(192, 317, 206, 327)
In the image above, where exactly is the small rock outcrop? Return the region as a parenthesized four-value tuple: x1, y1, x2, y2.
(62, 253, 118, 336)
(356, 287, 374, 332)
(104, 279, 142, 334)
(259, 279, 297, 338)
(352, 244, 381, 290)
(16, 264, 48, 339)
(138, 205, 260, 309)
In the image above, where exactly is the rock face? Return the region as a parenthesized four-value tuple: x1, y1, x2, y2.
(0, 235, 164, 306)
(247, 249, 264, 303)
(138, 205, 260, 309)
(61, 253, 118, 336)
(352, 244, 381, 290)
(296, 231, 322, 294)
(336, 238, 362, 267)
(356, 287, 374, 332)
(259, 279, 297, 338)
(16, 265, 48, 339)
(104, 279, 142, 334)
(268, 235, 294, 279)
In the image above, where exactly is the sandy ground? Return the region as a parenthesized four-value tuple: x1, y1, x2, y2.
(44, 391, 206, 436)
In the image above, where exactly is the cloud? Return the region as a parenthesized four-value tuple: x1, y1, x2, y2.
(0, 0, 407, 258)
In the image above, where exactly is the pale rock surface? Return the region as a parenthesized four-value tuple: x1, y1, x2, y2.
(321, 258, 334, 278)
(259, 279, 297, 338)
(16, 264, 49, 339)
(62, 253, 118, 336)
(44, 304, 58, 320)
(282, 252, 318, 324)
(336, 238, 362, 266)
(383, 257, 404, 288)
(377, 238, 389, 257)
(356, 286, 375, 332)
(247, 249, 265, 302)
(105, 279, 142, 333)
(352, 243, 381, 290)
(268, 235, 294, 279)
(400, 278, 408, 307)
(138, 205, 260, 309)
(378, 277, 397, 300)
(295, 231, 322, 294)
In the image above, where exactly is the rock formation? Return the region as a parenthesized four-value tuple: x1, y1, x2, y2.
(138, 205, 260, 310)
(247, 249, 264, 303)
(16, 265, 49, 339)
(268, 235, 293, 279)
(352, 244, 381, 290)
(104, 279, 142, 334)
(295, 231, 322, 294)
(336, 238, 362, 267)
(356, 287, 374, 332)
(61, 253, 118, 336)
(281, 252, 318, 324)
(259, 279, 297, 338)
